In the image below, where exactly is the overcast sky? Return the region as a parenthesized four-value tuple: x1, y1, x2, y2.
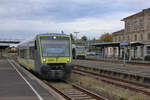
(0, 0, 150, 40)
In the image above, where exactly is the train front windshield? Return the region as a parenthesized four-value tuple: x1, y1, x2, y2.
(40, 36, 70, 57)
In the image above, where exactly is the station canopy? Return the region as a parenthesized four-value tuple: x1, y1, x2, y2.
(91, 42, 120, 47)
(91, 42, 145, 47)
(0, 43, 10, 49)
(130, 42, 144, 46)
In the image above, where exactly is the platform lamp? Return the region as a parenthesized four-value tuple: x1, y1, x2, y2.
(74, 32, 79, 44)
(123, 31, 126, 65)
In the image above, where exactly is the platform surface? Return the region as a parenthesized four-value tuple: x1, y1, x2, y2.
(0, 58, 57, 100)
(72, 59, 150, 78)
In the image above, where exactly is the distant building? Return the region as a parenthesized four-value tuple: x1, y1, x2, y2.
(112, 8, 150, 59)
(112, 29, 124, 42)
(123, 8, 150, 43)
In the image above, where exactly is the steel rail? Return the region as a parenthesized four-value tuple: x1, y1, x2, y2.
(66, 81, 108, 100)
(74, 68, 150, 88)
(46, 81, 108, 100)
(45, 82, 72, 100)
(74, 68, 150, 96)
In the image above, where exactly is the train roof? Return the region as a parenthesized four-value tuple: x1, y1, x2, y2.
(17, 33, 70, 47)
(17, 37, 35, 47)
(37, 33, 69, 36)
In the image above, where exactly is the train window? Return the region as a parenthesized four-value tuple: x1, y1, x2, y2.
(40, 37, 70, 57)
(18, 49, 20, 57)
(35, 40, 37, 50)
(29, 47, 35, 59)
(20, 49, 27, 59)
(20, 49, 23, 58)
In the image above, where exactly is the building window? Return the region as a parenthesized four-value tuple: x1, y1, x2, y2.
(119, 36, 121, 42)
(139, 19, 144, 30)
(127, 22, 130, 32)
(127, 35, 130, 41)
(135, 34, 137, 41)
(113, 37, 115, 42)
(148, 33, 150, 39)
(134, 21, 138, 31)
(147, 18, 150, 28)
(141, 34, 143, 40)
(115, 37, 117, 42)
(123, 35, 125, 41)
(147, 46, 150, 55)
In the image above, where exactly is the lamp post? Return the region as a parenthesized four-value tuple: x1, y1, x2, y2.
(74, 32, 79, 43)
(123, 31, 126, 65)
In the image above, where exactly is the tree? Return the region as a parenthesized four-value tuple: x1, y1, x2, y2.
(70, 33, 75, 42)
(99, 33, 112, 42)
(81, 36, 87, 42)
(92, 38, 96, 42)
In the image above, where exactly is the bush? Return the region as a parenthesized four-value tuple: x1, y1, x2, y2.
(144, 55, 150, 61)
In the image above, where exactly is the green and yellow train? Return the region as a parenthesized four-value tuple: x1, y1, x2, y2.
(72, 45, 86, 59)
(18, 33, 73, 79)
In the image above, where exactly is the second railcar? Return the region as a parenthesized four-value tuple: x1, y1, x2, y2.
(72, 46, 86, 59)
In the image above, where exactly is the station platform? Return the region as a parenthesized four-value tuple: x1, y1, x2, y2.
(0, 58, 58, 100)
(86, 56, 150, 65)
(72, 59, 150, 82)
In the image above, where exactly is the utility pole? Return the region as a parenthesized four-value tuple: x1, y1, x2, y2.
(88, 37, 90, 48)
(61, 30, 64, 34)
(74, 32, 79, 43)
(123, 31, 126, 65)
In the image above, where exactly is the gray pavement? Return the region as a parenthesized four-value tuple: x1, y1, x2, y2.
(0, 58, 56, 100)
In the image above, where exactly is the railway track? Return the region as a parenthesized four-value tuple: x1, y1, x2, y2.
(11, 57, 150, 99)
(73, 66, 150, 96)
(10, 58, 108, 100)
(45, 81, 108, 100)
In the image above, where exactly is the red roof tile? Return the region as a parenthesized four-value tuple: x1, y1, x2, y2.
(112, 29, 124, 35)
(123, 11, 144, 20)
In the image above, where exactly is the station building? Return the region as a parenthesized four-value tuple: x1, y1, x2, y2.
(89, 8, 150, 61)
(112, 8, 150, 60)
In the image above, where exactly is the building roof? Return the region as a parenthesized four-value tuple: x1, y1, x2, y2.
(112, 29, 124, 35)
(122, 11, 143, 21)
(122, 8, 150, 21)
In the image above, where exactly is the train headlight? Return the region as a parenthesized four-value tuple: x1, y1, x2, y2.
(67, 58, 70, 62)
(53, 36, 56, 39)
(43, 58, 46, 62)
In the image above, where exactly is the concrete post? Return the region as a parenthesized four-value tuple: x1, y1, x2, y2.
(129, 44, 131, 61)
(118, 47, 120, 59)
(142, 45, 144, 60)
